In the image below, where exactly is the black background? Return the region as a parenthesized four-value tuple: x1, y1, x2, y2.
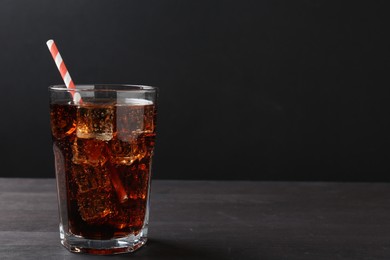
(0, 0, 389, 181)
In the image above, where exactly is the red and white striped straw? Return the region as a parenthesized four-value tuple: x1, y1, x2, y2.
(46, 39, 128, 202)
(46, 39, 81, 104)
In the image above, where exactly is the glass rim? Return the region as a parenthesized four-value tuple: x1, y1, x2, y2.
(49, 84, 157, 92)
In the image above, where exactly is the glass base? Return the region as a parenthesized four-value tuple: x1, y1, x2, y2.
(60, 225, 148, 255)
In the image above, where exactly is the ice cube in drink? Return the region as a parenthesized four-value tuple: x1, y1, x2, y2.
(72, 138, 108, 166)
(76, 102, 114, 141)
(50, 104, 77, 139)
(110, 98, 155, 165)
(116, 98, 155, 142)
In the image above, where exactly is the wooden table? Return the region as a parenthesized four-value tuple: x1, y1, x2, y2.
(0, 178, 390, 259)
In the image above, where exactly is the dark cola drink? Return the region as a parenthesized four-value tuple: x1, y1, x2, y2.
(50, 93, 156, 253)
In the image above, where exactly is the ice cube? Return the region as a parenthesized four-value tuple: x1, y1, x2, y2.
(114, 158, 150, 200)
(109, 198, 146, 230)
(71, 163, 116, 224)
(109, 139, 147, 165)
(128, 161, 150, 200)
(76, 103, 114, 141)
(76, 189, 116, 224)
(107, 159, 151, 230)
(116, 100, 155, 142)
(50, 104, 77, 139)
(72, 138, 108, 166)
(71, 164, 111, 193)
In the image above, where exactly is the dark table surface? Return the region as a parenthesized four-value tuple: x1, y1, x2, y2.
(0, 178, 390, 259)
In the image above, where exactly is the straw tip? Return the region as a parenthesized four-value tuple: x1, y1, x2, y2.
(46, 39, 54, 48)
